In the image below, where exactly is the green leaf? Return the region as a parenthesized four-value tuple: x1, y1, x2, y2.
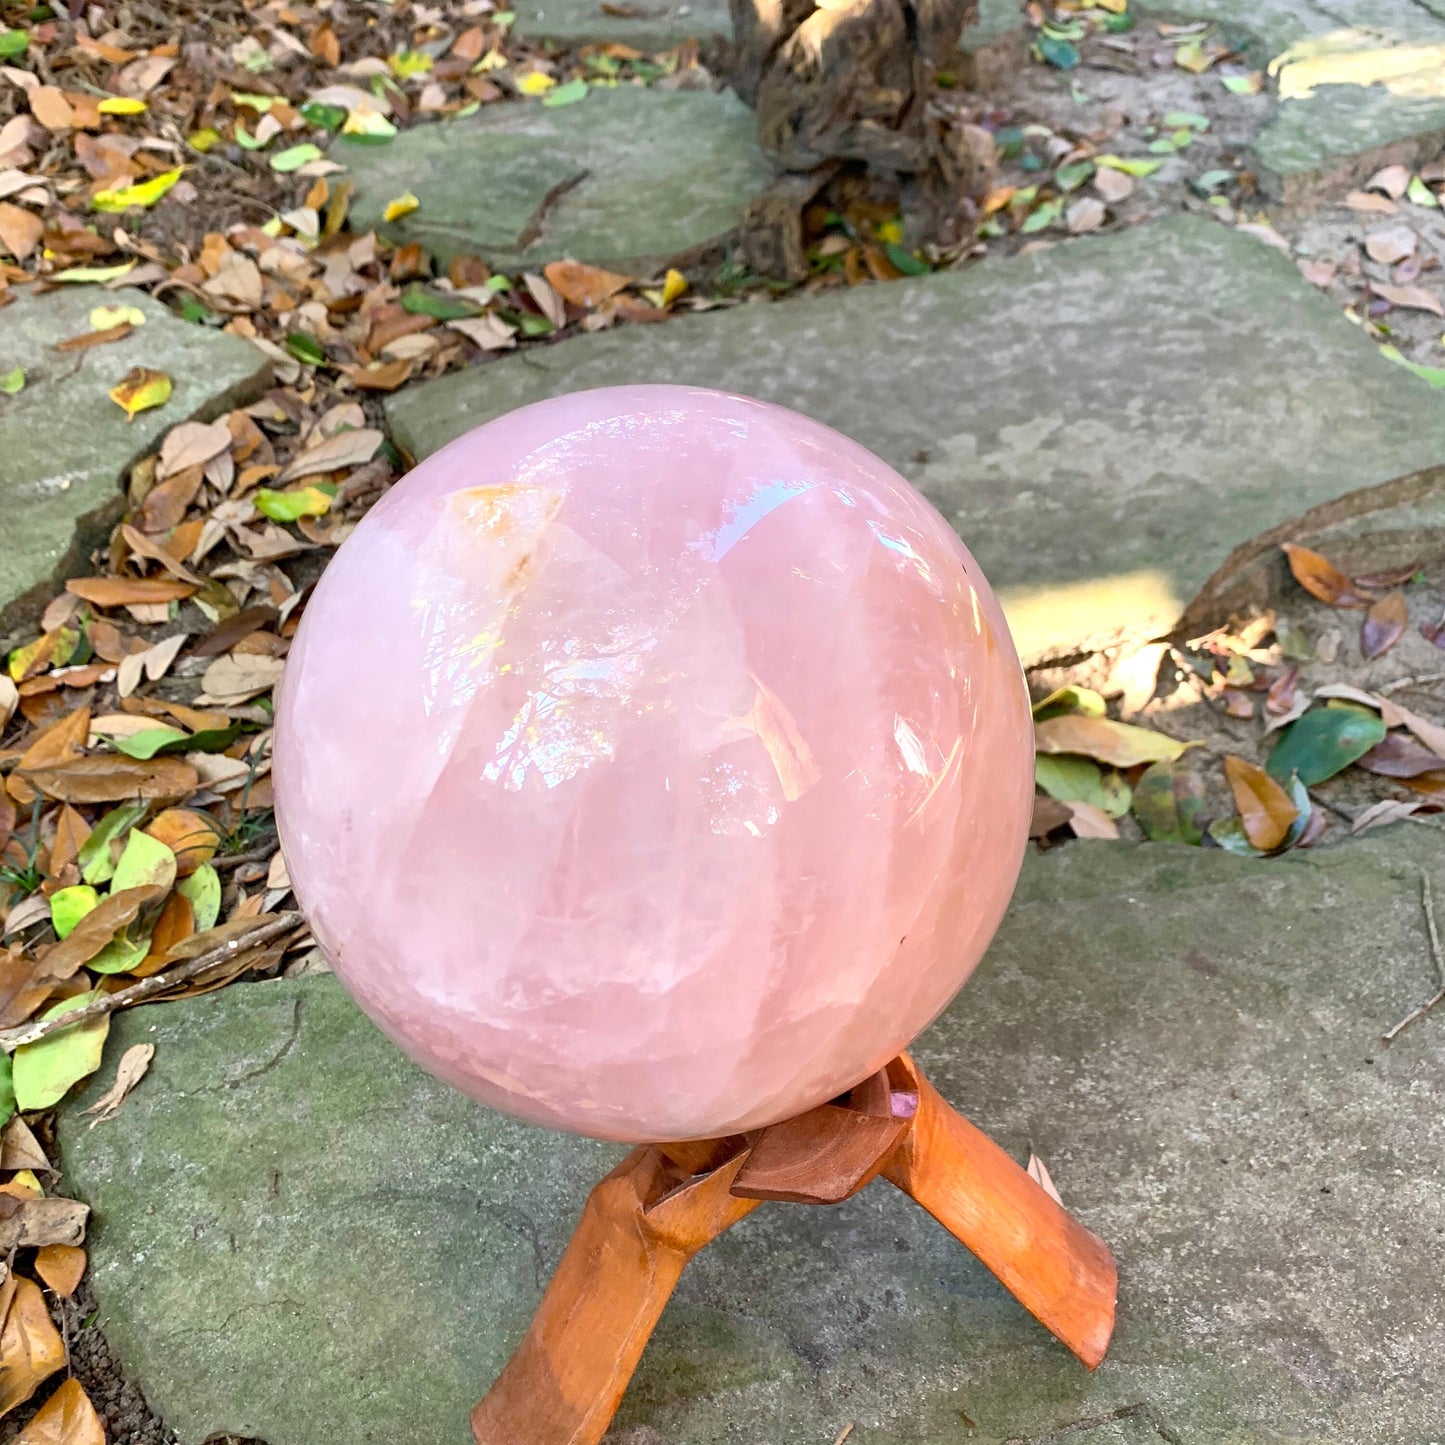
(1148, 137, 1180, 154)
(1380, 345, 1445, 388)
(543, 78, 589, 107)
(1055, 160, 1095, 192)
(1035, 756, 1131, 818)
(388, 48, 433, 77)
(1031, 685, 1107, 722)
(230, 90, 276, 112)
(253, 484, 335, 522)
(883, 242, 931, 276)
(50, 885, 99, 940)
(271, 143, 322, 172)
(1407, 175, 1439, 208)
(1020, 199, 1063, 233)
(285, 331, 327, 366)
(0, 1055, 14, 1134)
(234, 121, 267, 150)
(88, 931, 151, 975)
(994, 126, 1024, 159)
(1036, 35, 1080, 69)
(1096, 154, 1164, 178)
(1207, 816, 1260, 856)
(1102, 11, 1134, 30)
(0, 28, 29, 58)
(1266, 706, 1387, 786)
(13, 991, 110, 1110)
(1220, 71, 1260, 94)
(107, 726, 190, 760)
(1279, 771, 1314, 851)
(175, 293, 218, 325)
(92, 166, 184, 213)
(0, 366, 23, 395)
(78, 803, 148, 885)
(1190, 168, 1234, 195)
(1274, 617, 1314, 661)
(300, 101, 347, 131)
(1163, 110, 1210, 130)
(1131, 757, 1206, 844)
(178, 863, 221, 932)
(110, 828, 177, 895)
(400, 284, 480, 320)
(184, 723, 243, 753)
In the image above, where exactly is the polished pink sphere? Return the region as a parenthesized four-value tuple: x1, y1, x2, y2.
(274, 386, 1032, 1142)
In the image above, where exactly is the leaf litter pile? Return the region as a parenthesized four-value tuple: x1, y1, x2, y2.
(0, 0, 1443, 1438)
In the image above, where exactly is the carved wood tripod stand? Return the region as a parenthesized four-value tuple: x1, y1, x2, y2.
(472, 1052, 1117, 1445)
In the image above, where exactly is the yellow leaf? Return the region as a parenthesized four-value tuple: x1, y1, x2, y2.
(0, 1278, 65, 1415)
(1094, 0, 1127, 10)
(383, 191, 420, 222)
(517, 71, 556, 95)
(660, 267, 687, 306)
(98, 95, 147, 114)
(89, 303, 146, 330)
(189, 127, 221, 152)
(1034, 714, 1190, 767)
(92, 165, 184, 213)
(14, 1376, 106, 1445)
(108, 366, 172, 420)
(876, 218, 904, 245)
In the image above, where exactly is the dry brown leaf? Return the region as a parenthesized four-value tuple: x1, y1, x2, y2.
(81, 1041, 154, 1124)
(1034, 714, 1189, 767)
(1343, 190, 1398, 214)
(144, 809, 219, 875)
(33, 886, 163, 982)
(542, 259, 631, 308)
(446, 315, 517, 351)
(523, 272, 567, 329)
(1280, 543, 1370, 608)
(0, 1118, 49, 1175)
(278, 427, 383, 482)
(0, 1278, 65, 1415)
(1371, 282, 1444, 316)
(0, 201, 42, 261)
(22, 756, 199, 805)
(32, 1244, 86, 1301)
(53, 322, 132, 353)
(1356, 732, 1445, 777)
(1366, 163, 1411, 198)
(1026, 1152, 1064, 1205)
(66, 576, 195, 608)
(28, 86, 73, 132)
(1065, 196, 1105, 233)
(198, 653, 285, 704)
(1093, 167, 1133, 203)
(1361, 591, 1408, 659)
(1224, 754, 1297, 851)
(0, 677, 17, 732)
(1391, 701, 1445, 760)
(47, 804, 90, 878)
(1352, 798, 1424, 835)
(120, 524, 201, 584)
(13, 1376, 105, 1445)
(0, 1195, 88, 1251)
(1064, 800, 1119, 838)
(1364, 224, 1416, 264)
(158, 419, 232, 479)
(1314, 682, 1405, 726)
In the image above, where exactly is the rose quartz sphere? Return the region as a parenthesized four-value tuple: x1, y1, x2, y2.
(275, 385, 1032, 1143)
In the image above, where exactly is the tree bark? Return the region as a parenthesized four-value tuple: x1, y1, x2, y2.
(730, 0, 984, 278)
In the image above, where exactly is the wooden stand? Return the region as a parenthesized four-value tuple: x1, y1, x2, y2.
(471, 1053, 1117, 1445)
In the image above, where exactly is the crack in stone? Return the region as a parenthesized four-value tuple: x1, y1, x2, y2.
(1003, 1402, 1184, 1444)
(200, 998, 306, 1094)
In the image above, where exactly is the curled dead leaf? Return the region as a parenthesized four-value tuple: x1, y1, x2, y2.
(0, 1277, 65, 1415)
(1224, 754, 1297, 852)
(1281, 544, 1369, 609)
(0, 1195, 88, 1251)
(81, 1041, 154, 1124)
(1361, 591, 1408, 660)
(542, 259, 631, 308)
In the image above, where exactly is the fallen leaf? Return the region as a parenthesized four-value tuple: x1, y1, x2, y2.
(1352, 798, 1424, 835)
(1034, 755, 1130, 817)
(1224, 754, 1297, 851)
(158, 419, 231, 479)
(1361, 591, 1408, 659)
(382, 191, 419, 222)
(21, 756, 199, 804)
(1314, 682, 1402, 724)
(89, 304, 146, 331)
(110, 828, 176, 895)
(1034, 714, 1189, 767)
(92, 165, 183, 212)
(32, 1245, 86, 1300)
(177, 863, 221, 931)
(66, 576, 194, 607)
(13, 1376, 104, 1445)
(81, 1041, 154, 1124)
(1029, 794, 1072, 837)
(1367, 164, 1411, 198)
(0, 1278, 65, 1414)
(278, 427, 383, 481)
(1371, 282, 1443, 316)
(108, 366, 172, 421)
(48, 886, 98, 940)
(1130, 756, 1205, 844)
(0, 201, 42, 260)
(13, 991, 110, 1110)
(1065, 196, 1106, 233)
(144, 809, 219, 874)
(1391, 701, 1445, 760)
(1031, 685, 1107, 721)
(1026, 1152, 1064, 1204)
(1364, 224, 1416, 264)
(0, 1195, 88, 1251)
(1093, 166, 1134, 203)
(254, 485, 333, 522)
(1064, 800, 1119, 838)
(543, 259, 630, 308)
(1357, 733, 1445, 777)
(1281, 543, 1369, 608)
(198, 653, 285, 704)
(53, 321, 133, 352)
(446, 314, 516, 350)
(28, 86, 73, 131)
(1266, 706, 1387, 786)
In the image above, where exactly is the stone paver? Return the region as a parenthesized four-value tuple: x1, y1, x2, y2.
(60, 832, 1445, 1444)
(386, 215, 1445, 662)
(0, 287, 270, 638)
(1129, 0, 1445, 200)
(336, 87, 772, 271)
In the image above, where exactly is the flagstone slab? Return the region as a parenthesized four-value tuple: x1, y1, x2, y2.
(336, 87, 773, 272)
(59, 831, 1445, 1444)
(0, 286, 270, 640)
(386, 215, 1445, 661)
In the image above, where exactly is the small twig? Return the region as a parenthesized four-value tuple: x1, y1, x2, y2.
(832, 1427, 855, 1445)
(0, 914, 301, 1053)
(1380, 671, 1445, 696)
(1383, 872, 1445, 1041)
(212, 846, 276, 873)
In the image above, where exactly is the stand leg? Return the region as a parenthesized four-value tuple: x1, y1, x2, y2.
(881, 1056, 1117, 1368)
(471, 1144, 759, 1445)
